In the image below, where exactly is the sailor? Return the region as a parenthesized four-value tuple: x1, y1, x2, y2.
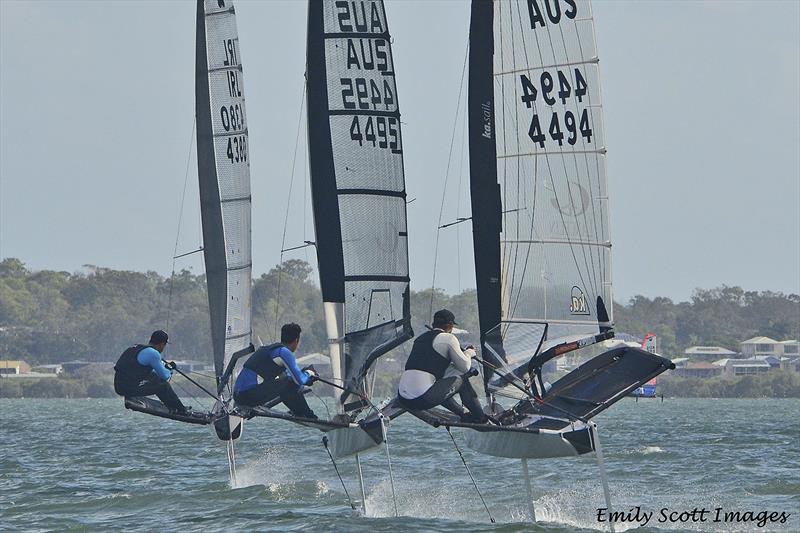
(397, 309, 490, 423)
(233, 323, 318, 419)
(114, 330, 189, 415)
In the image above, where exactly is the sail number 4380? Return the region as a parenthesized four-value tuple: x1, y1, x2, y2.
(349, 115, 400, 152)
(226, 135, 247, 164)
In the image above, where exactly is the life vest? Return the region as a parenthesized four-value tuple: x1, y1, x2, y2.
(114, 344, 153, 387)
(243, 343, 287, 381)
(404, 330, 450, 379)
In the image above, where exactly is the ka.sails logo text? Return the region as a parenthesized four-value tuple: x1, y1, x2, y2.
(482, 101, 492, 139)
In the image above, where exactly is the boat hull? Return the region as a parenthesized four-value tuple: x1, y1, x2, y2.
(327, 425, 384, 460)
(464, 423, 595, 459)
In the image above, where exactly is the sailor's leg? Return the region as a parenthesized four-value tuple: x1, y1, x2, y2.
(419, 376, 465, 414)
(440, 396, 469, 417)
(456, 380, 487, 421)
(277, 379, 317, 419)
(130, 379, 187, 412)
(235, 380, 281, 407)
(153, 382, 187, 412)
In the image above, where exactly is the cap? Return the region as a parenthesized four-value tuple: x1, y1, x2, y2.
(433, 309, 458, 326)
(149, 330, 169, 344)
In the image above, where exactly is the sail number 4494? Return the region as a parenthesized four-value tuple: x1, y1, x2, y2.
(520, 68, 593, 148)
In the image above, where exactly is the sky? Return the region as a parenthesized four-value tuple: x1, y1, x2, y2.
(1, 0, 798, 303)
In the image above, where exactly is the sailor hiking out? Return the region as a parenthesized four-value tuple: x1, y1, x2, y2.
(398, 309, 490, 423)
(234, 323, 319, 419)
(114, 330, 189, 415)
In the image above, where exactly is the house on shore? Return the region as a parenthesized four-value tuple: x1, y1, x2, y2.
(0, 360, 31, 375)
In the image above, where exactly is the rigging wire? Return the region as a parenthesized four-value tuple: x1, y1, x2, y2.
(227, 438, 238, 487)
(322, 436, 357, 511)
(454, 98, 468, 293)
(445, 427, 495, 524)
(382, 417, 399, 517)
(274, 82, 308, 339)
(166, 117, 197, 332)
(429, 38, 470, 321)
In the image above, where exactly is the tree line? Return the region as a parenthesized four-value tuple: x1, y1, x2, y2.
(1, 257, 798, 368)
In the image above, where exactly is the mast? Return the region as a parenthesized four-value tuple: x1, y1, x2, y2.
(196, 0, 252, 399)
(307, 0, 413, 416)
(468, 0, 504, 380)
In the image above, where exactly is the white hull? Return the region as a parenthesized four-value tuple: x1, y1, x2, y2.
(327, 425, 383, 460)
(464, 423, 594, 459)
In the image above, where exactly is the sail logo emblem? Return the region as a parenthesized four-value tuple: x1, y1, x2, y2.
(551, 181, 590, 217)
(570, 286, 590, 315)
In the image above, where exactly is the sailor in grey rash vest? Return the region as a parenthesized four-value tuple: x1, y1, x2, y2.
(233, 323, 318, 419)
(398, 309, 489, 423)
(114, 330, 188, 414)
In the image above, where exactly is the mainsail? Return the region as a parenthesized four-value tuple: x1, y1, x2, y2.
(307, 0, 412, 416)
(469, 0, 612, 396)
(195, 0, 252, 404)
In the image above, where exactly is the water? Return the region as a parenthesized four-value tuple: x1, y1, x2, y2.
(1, 398, 798, 532)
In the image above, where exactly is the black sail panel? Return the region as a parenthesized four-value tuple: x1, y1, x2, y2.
(307, 0, 345, 304)
(468, 1, 506, 380)
(307, 0, 412, 412)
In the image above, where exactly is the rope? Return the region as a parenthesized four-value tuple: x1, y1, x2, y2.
(274, 82, 308, 338)
(168, 362, 220, 403)
(429, 38, 470, 320)
(382, 415, 399, 517)
(445, 427, 494, 523)
(309, 387, 332, 420)
(322, 436, 356, 510)
(166, 117, 197, 332)
(170, 378, 210, 413)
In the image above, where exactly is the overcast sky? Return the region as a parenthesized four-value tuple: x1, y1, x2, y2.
(1, 0, 798, 302)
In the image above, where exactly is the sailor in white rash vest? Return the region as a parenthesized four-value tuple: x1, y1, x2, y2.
(397, 309, 489, 423)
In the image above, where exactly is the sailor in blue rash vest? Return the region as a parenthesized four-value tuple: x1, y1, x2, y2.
(233, 323, 318, 419)
(114, 330, 189, 415)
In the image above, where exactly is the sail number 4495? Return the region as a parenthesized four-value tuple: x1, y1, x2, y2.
(350, 116, 400, 152)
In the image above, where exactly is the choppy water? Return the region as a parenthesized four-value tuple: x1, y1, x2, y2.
(1, 398, 798, 532)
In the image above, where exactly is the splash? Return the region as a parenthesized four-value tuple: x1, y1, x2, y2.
(230, 446, 294, 490)
(640, 446, 665, 455)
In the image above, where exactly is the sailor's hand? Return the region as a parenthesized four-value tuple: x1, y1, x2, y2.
(305, 368, 318, 384)
(462, 344, 475, 352)
(164, 360, 177, 371)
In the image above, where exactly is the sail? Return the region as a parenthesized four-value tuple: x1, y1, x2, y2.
(195, 0, 252, 389)
(469, 0, 612, 383)
(307, 0, 412, 413)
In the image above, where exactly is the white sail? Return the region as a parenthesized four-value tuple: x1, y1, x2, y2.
(494, 0, 611, 335)
(196, 0, 252, 387)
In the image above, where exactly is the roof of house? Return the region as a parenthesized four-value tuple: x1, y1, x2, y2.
(685, 346, 737, 356)
(0, 360, 28, 367)
(683, 362, 721, 370)
(740, 336, 779, 345)
(296, 353, 330, 365)
(728, 359, 771, 367)
(779, 340, 798, 345)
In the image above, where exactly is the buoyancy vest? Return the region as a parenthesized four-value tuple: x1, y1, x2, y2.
(404, 330, 450, 379)
(243, 343, 286, 381)
(114, 344, 152, 386)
